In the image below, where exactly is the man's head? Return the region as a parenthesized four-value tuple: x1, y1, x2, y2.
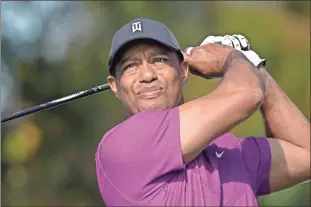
(107, 18, 189, 116)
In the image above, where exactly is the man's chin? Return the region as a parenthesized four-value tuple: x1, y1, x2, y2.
(138, 101, 171, 111)
(139, 105, 167, 111)
(126, 102, 174, 117)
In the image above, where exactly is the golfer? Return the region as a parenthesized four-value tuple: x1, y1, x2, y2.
(95, 18, 310, 206)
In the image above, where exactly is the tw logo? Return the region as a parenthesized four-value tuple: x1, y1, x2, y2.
(131, 22, 142, 33)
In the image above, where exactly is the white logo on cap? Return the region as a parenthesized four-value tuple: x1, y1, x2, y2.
(132, 22, 142, 33)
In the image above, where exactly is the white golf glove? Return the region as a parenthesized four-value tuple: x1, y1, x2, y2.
(187, 34, 266, 67)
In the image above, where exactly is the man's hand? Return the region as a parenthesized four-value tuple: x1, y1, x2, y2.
(198, 35, 266, 67)
(182, 43, 246, 79)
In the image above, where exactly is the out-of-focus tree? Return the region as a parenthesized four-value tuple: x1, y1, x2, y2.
(284, 0, 310, 15)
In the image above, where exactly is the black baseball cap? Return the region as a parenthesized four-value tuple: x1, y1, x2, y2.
(108, 18, 184, 75)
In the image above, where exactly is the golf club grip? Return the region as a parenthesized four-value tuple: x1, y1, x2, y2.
(1, 83, 111, 123)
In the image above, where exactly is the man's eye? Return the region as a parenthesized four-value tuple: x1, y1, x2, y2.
(154, 57, 167, 62)
(124, 63, 136, 70)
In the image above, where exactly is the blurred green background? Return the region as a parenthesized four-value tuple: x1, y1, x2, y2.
(1, 1, 310, 206)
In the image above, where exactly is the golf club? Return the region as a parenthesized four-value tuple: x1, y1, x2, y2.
(1, 83, 111, 123)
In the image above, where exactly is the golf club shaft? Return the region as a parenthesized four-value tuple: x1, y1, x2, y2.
(1, 83, 111, 123)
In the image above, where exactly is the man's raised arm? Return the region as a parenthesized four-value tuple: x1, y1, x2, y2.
(196, 34, 310, 192)
(178, 44, 267, 164)
(259, 67, 310, 192)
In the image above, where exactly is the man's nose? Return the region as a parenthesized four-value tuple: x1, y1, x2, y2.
(138, 63, 158, 83)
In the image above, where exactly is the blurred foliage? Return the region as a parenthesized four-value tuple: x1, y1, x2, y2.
(1, 1, 310, 206)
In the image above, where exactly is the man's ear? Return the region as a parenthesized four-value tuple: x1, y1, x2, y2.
(107, 75, 120, 99)
(180, 60, 189, 87)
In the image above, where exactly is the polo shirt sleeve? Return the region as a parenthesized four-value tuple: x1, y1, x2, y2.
(95, 107, 184, 202)
(237, 136, 272, 196)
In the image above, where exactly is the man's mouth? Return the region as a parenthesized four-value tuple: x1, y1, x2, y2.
(137, 87, 163, 99)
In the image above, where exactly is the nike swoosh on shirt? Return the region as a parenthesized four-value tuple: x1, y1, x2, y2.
(215, 150, 224, 158)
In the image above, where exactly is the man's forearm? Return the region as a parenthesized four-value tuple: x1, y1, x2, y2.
(259, 67, 310, 150)
(221, 51, 266, 93)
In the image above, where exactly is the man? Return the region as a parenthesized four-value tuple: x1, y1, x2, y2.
(95, 18, 310, 206)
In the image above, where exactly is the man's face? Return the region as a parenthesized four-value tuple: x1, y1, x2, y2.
(107, 41, 189, 115)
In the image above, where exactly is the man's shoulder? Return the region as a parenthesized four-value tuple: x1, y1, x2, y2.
(98, 108, 179, 152)
(99, 111, 147, 142)
(100, 108, 178, 143)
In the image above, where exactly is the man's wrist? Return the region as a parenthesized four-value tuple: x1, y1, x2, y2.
(222, 50, 255, 74)
(222, 50, 267, 96)
(258, 67, 271, 90)
(258, 67, 276, 111)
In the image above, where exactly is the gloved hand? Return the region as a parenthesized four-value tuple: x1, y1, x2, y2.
(187, 34, 266, 67)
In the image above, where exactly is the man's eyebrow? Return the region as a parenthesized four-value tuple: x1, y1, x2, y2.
(120, 56, 137, 66)
(149, 51, 170, 56)
(120, 51, 170, 65)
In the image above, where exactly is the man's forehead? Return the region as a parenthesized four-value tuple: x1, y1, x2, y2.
(121, 42, 171, 59)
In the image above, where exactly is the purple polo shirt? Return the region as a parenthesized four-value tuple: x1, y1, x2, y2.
(95, 107, 271, 206)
